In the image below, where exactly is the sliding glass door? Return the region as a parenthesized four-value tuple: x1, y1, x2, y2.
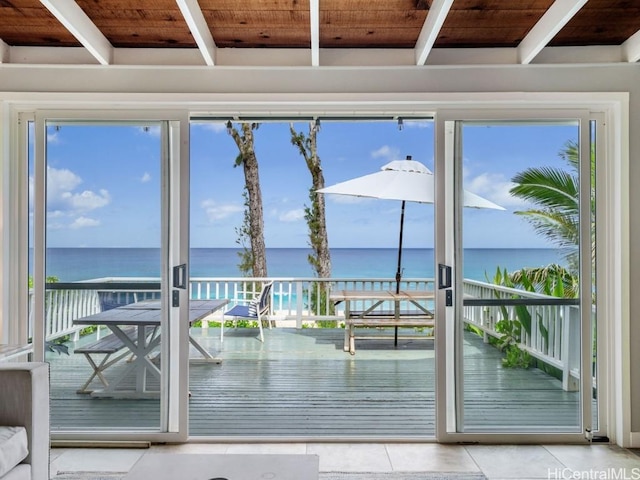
(436, 112, 599, 441)
(30, 113, 189, 439)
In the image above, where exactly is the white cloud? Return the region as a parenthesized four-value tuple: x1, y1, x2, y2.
(47, 167, 82, 197)
(70, 217, 100, 229)
(43, 166, 111, 228)
(195, 123, 227, 134)
(47, 131, 61, 144)
(47, 167, 111, 212)
(201, 199, 243, 221)
(371, 145, 400, 160)
(405, 120, 433, 129)
(64, 189, 111, 211)
(141, 172, 151, 183)
(465, 172, 527, 208)
(278, 208, 305, 222)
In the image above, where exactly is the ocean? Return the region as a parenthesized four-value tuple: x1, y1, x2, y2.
(41, 248, 567, 282)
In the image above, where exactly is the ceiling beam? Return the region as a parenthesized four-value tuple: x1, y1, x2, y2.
(176, 0, 217, 66)
(310, 0, 320, 66)
(414, 0, 454, 65)
(0, 39, 8, 63)
(518, 0, 587, 65)
(39, 0, 113, 65)
(622, 29, 640, 63)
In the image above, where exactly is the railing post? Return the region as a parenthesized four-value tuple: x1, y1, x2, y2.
(296, 281, 303, 329)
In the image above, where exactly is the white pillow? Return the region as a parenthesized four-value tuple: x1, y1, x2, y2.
(0, 426, 28, 478)
(248, 300, 258, 317)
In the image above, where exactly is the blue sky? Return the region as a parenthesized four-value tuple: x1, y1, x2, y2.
(36, 120, 578, 249)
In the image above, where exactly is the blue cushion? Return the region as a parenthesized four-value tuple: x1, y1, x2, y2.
(225, 305, 253, 318)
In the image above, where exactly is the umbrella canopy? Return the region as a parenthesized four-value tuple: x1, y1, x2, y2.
(318, 157, 505, 210)
(317, 156, 505, 292)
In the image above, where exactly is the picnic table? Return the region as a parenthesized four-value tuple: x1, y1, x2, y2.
(73, 299, 228, 397)
(330, 290, 435, 355)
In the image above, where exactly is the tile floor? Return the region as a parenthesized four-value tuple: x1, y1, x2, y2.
(50, 442, 640, 480)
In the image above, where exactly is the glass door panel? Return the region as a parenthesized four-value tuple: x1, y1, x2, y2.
(36, 121, 166, 432)
(447, 119, 593, 434)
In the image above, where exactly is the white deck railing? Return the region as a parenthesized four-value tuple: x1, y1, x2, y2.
(33, 276, 583, 390)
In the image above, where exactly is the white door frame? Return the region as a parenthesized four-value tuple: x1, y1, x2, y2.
(2, 92, 628, 444)
(29, 110, 190, 443)
(434, 108, 617, 443)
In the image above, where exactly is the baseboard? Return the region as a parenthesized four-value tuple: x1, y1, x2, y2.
(630, 432, 640, 448)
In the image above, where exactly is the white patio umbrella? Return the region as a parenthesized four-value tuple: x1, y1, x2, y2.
(317, 156, 505, 293)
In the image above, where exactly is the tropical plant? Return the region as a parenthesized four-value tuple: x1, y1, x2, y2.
(235, 190, 254, 276)
(289, 121, 332, 280)
(509, 140, 593, 274)
(486, 267, 533, 369)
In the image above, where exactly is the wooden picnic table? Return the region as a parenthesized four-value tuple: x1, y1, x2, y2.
(330, 290, 435, 355)
(73, 299, 228, 398)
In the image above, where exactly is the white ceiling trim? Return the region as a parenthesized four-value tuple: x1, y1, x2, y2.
(414, 0, 454, 66)
(310, 0, 320, 66)
(622, 29, 640, 63)
(518, 0, 588, 65)
(0, 39, 8, 64)
(2, 45, 634, 67)
(39, 0, 113, 65)
(176, 0, 217, 66)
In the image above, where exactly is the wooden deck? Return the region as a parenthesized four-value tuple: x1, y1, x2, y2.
(47, 327, 581, 438)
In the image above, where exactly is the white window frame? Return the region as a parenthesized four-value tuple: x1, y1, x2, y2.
(0, 92, 628, 445)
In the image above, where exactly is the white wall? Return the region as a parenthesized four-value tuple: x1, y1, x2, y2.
(0, 62, 638, 442)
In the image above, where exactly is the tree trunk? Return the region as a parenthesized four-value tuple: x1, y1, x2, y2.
(290, 122, 331, 279)
(228, 123, 268, 278)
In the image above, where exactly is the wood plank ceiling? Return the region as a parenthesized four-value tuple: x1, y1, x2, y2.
(0, 0, 639, 66)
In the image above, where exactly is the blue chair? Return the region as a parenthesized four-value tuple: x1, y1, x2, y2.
(222, 281, 274, 342)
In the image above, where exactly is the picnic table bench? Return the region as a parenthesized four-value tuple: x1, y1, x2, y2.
(74, 326, 156, 394)
(330, 290, 435, 355)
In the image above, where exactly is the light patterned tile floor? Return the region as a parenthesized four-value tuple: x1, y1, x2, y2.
(50, 443, 640, 479)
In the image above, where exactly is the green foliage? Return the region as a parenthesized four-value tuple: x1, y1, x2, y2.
(502, 345, 532, 369)
(486, 267, 533, 369)
(464, 323, 484, 337)
(28, 275, 59, 288)
(235, 189, 254, 276)
(509, 140, 595, 274)
(509, 264, 578, 299)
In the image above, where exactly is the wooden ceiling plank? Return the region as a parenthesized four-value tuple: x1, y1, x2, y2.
(199, 0, 310, 11)
(415, 0, 454, 65)
(310, 0, 319, 65)
(622, 29, 640, 63)
(518, 0, 588, 64)
(176, 0, 216, 65)
(39, 0, 113, 64)
(321, 10, 427, 27)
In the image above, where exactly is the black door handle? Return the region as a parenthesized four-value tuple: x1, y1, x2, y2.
(438, 263, 452, 289)
(173, 264, 187, 289)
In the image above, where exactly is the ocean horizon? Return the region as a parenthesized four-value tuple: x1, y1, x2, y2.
(39, 247, 568, 283)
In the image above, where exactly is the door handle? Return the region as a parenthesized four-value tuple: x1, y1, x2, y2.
(438, 263, 452, 289)
(173, 263, 187, 289)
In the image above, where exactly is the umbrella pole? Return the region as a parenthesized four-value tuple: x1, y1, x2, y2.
(395, 200, 405, 294)
(394, 200, 406, 346)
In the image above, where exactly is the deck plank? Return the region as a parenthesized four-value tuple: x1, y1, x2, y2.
(47, 328, 581, 437)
